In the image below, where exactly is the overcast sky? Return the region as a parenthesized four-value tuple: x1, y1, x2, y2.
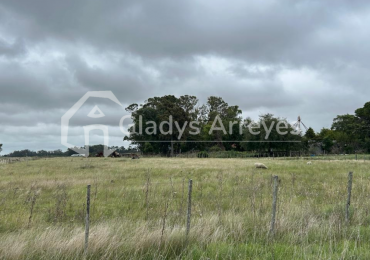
(1, 0, 369, 154)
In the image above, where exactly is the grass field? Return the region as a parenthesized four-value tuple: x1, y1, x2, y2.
(1, 157, 370, 259)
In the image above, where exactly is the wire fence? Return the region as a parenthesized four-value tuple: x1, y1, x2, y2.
(1, 170, 369, 254)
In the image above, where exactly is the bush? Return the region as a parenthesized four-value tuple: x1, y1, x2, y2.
(197, 151, 209, 158)
(209, 145, 223, 152)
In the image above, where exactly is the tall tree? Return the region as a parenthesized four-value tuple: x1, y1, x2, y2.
(355, 102, 370, 139)
(125, 95, 244, 154)
(125, 95, 200, 154)
(332, 114, 360, 137)
(199, 96, 242, 150)
(330, 102, 370, 153)
(305, 127, 316, 140)
(241, 114, 302, 154)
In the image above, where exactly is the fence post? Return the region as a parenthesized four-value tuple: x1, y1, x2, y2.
(186, 179, 193, 237)
(346, 172, 353, 223)
(85, 185, 91, 255)
(145, 173, 150, 220)
(269, 176, 279, 236)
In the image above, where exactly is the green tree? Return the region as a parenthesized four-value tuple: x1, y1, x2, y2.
(241, 114, 303, 154)
(317, 128, 335, 153)
(199, 96, 242, 151)
(125, 95, 243, 154)
(125, 95, 200, 154)
(332, 114, 360, 137)
(143, 142, 154, 153)
(330, 103, 370, 153)
(355, 102, 370, 143)
(322, 137, 334, 153)
(305, 127, 316, 139)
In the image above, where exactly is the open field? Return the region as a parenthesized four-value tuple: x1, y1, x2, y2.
(1, 157, 370, 259)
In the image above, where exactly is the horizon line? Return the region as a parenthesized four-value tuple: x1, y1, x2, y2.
(130, 141, 302, 143)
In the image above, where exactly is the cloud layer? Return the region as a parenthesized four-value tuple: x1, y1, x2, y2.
(1, 0, 369, 154)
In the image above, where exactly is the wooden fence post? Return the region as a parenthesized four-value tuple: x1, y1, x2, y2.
(186, 179, 193, 237)
(269, 176, 279, 236)
(346, 172, 353, 223)
(145, 173, 150, 220)
(85, 185, 91, 255)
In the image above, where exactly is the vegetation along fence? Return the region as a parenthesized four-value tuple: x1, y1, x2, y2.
(0, 170, 362, 254)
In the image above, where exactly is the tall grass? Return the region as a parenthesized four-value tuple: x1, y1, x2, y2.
(0, 157, 370, 259)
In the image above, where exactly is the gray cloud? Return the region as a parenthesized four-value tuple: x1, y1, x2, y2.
(0, 0, 369, 154)
(0, 38, 25, 58)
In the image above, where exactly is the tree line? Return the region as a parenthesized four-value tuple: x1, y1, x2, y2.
(2, 145, 138, 158)
(305, 102, 370, 154)
(124, 95, 370, 155)
(1, 96, 369, 157)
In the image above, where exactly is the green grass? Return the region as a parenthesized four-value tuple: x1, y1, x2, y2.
(0, 157, 370, 259)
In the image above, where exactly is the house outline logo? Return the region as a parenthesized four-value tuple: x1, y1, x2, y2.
(61, 91, 123, 157)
